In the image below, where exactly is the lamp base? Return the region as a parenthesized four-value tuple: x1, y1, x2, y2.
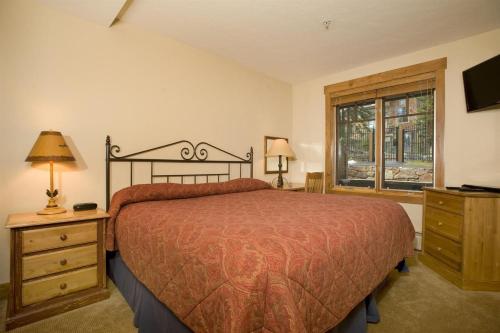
(37, 206, 67, 215)
(276, 155, 284, 188)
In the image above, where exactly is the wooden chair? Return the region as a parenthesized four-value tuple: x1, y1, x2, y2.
(305, 172, 324, 193)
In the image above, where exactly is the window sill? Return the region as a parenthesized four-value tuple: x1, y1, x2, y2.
(327, 187, 423, 204)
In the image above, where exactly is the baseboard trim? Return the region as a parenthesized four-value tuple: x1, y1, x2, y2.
(0, 282, 9, 300)
(414, 232, 422, 250)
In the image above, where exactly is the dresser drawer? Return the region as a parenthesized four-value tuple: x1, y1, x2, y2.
(425, 231, 462, 271)
(22, 222, 97, 254)
(426, 191, 464, 215)
(425, 207, 463, 242)
(22, 244, 97, 280)
(22, 266, 97, 306)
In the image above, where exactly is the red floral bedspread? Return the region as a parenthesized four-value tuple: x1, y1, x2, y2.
(108, 179, 414, 333)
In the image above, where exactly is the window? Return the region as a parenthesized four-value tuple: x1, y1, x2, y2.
(324, 58, 446, 204)
(382, 91, 434, 191)
(336, 100, 376, 188)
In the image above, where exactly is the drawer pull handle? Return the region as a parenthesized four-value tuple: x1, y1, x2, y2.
(438, 200, 444, 205)
(60, 259, 67, 266)
(59, 283, 67, 290)
(60, 234, 68, 241)
(436, 247, 442, 252)
(437, 222, 443, 226)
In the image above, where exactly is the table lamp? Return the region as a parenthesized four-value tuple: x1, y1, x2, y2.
(266, 139, 295, 188)
(25, 131, 75, 215)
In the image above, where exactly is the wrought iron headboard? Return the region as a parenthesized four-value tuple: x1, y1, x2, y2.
(105, 136, 253, 210)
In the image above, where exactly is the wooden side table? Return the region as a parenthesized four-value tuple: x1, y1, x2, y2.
(273, 183, 305, 192)
(5, 209, 110, 330)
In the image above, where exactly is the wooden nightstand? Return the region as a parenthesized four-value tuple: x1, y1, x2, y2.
(420, 188, 500, 291)
(274, 183, 305, 191)
(5, 209, 110, 330)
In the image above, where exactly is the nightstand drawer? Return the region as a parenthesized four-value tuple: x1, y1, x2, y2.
(425, 207, 463, 242)
(425, 231, 462, 271)
(22, 244, 97, 280)
(22, 266, 98, 306)
(22, 222, 97, 254)
(426, 191, 464, 215)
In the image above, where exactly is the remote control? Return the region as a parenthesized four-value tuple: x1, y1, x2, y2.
(458, 188, 487, 192)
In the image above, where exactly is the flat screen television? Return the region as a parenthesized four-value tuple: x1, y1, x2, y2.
(463, 54, 500, 112)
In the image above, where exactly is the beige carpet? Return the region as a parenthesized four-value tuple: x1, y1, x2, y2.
(1, 256, 499, 332)
(368, 256, 500, 333)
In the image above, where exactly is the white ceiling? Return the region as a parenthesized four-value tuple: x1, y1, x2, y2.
(39, 0, 500, 83)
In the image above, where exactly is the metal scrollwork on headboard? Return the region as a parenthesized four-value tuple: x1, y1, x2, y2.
(105, 136, 253, 210)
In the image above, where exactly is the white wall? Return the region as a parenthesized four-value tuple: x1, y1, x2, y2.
(0, 0, 292, 283)
(2, 1, 499, 285)
(290, 29, 500, 234)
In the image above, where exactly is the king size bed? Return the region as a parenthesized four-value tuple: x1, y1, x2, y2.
(104, 137, 415, 333)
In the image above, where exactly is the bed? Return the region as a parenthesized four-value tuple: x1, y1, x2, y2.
(104, 136, 415, 333)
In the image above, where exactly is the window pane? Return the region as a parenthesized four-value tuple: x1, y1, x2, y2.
(383, 91, 434, 191)
(336, 101, 376, 188)
(384, 98, 407, 119)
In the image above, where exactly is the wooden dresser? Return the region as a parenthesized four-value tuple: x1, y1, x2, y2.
(420, 188, 500, 291)
(5, 209, 110, 330)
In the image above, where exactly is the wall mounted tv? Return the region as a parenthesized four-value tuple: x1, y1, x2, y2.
(463, 54, 500, 112)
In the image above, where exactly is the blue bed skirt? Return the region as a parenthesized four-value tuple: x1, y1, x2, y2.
(108, 252, 406, 333)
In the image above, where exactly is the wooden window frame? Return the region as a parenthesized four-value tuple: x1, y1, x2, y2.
(324, 58, 446, 204)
